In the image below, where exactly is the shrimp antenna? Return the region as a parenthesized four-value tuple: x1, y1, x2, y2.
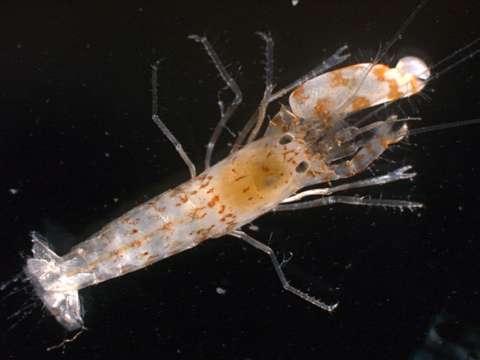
(409, 118, 480, 136)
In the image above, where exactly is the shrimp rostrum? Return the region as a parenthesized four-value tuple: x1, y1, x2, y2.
(25, 33, 431, 331)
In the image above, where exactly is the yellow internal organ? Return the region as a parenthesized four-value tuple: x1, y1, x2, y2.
(217, 144, 291, 212)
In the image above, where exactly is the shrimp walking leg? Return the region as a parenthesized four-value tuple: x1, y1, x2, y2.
(232, 39, 351, 153)
(276, 195, 423, 212)
(230, 230, 338, 312)
(151, 61, 196, 178)
(232, 32, 275, 151)
(282, 166, 417, 203)
(188, 34, 243, 169)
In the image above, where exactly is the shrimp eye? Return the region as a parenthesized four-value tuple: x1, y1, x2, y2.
(295, 161, 309, 173)
(279, 133, 294, 145)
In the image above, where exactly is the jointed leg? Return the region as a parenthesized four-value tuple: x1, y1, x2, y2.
(189, 35, 243, 170)
(231, 42, 351, 153)
(151, 61, 197, 178)
(282, 166, 416, 203)
(230, 230, 338, 312)
(276, 195, 423, 212)
(231, 32, 274, 152)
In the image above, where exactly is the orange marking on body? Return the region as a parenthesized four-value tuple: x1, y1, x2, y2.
(291, 85, 310, 103)
(373, 64, 389, 81)
(220, 213, 235, 222)
(218, 204, 226, 214)
(282, 149, 295, 160)
(380, 138, 392, 149)
(261, 165, 270, 172)
(130, 240, 142, 248)
(131, 228, 139, 234)
(161, 222, 173, 231)
(199, 181, 210, 189)
(410, 78, 419, 93)
(313, 98, 332, 122)
(206, 187, 215, 194)
(234, 175, 247, 182)
(242, 186, 250, 193)
(330, 70, 349, 87)
(351, 96, 371, 111)
(208, 195, 220, 208)
(190, 190, 198, 195)
(387, 79, 403, 100)
(188, 206, 207, 220)
(179, 194, 188, 203)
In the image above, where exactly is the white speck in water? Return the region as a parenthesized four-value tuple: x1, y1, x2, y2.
(9, 188, 19, 195)
(291, 0, 299, 6)
(105, 152, 110, 158)
(216, 287, 226, 295)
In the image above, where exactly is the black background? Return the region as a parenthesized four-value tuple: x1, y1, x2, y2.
(1, 1, 480, 359)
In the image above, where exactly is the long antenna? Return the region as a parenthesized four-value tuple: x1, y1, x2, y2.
(409, 118, 480, 136)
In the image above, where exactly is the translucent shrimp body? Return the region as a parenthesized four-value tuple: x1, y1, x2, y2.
(25, 36, 434, 330)
(25, 133, 312, 329)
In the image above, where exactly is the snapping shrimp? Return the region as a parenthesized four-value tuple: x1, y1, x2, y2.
(29, 2, 480, 329)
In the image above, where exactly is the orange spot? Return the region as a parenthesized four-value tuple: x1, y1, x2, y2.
(130, 240, 142, 248)
(387, 79, 403, 100)
(161, 222, 173, 231)
(291, 85, 309, 103)
(234, 175, 247, 182)
(179, 194, 188, 203)
(189, 206, 207, 220)
(410, 78, 419, 93)
(242, 186, 250, 193)
(373, 64, 389, 81)
(206, 187, 214, 194)
(208, 195, 220, 208)
(199, 181, 210, 189)
(380, 138, 392, 149)
(329, 70, 349, 87)
(218, 205, 225, 214)
(351, 96, 371, 111)
(313, 98, 332, 122)
(131, 228, 139, 234)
